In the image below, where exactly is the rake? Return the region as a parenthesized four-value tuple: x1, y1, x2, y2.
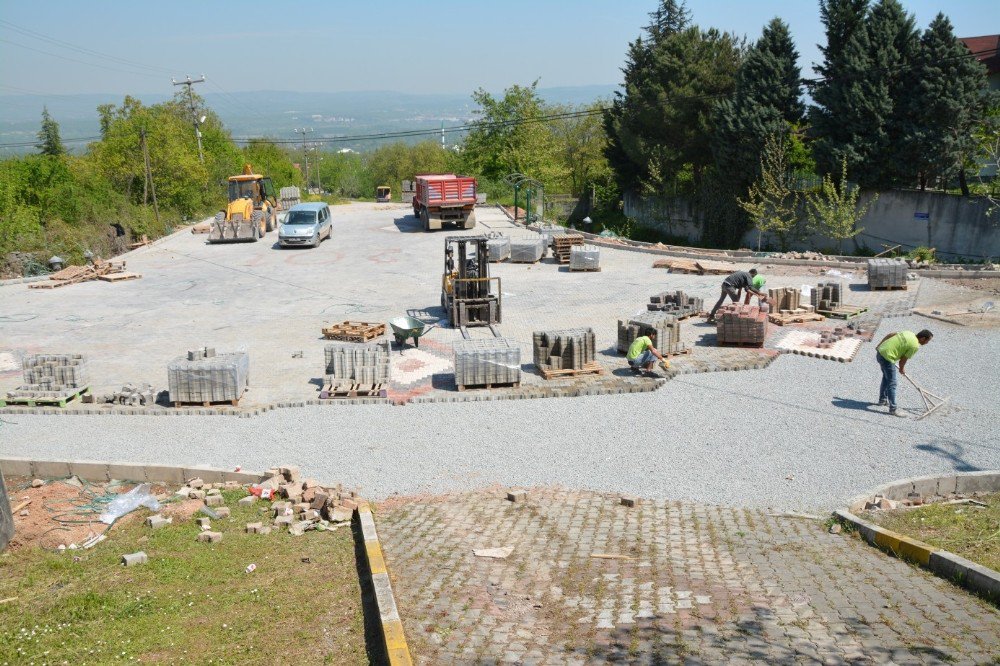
(902, 373, 950, 420)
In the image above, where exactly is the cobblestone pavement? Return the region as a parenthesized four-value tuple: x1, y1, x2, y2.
(378, 489, 1000, 665)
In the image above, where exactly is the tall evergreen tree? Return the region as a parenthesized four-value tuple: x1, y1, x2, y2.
(644, 0, 691, 43)
(36, 107, 65, 157)
(712, 18, 803, 185)
(901, 14, 994, 195)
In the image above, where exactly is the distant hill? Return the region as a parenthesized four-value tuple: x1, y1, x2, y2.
(0, 85, 617, 154)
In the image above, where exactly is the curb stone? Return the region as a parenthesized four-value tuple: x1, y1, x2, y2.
(834, 509, 1000, 602)
(358, 503, 413, 665)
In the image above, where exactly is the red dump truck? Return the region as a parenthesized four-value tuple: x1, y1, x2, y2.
(411, 174, 477, 231)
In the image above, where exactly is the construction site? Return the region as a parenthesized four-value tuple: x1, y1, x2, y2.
(2, 200, 1000, 664)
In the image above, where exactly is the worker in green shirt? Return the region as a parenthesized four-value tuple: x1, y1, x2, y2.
(626, 335, 669, 374)
(876, 329, 933, 416)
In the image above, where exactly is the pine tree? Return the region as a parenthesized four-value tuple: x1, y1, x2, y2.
(901, 14, 994, 195)
(644, 0, 691, 43)
(712, 18, 803, 186)
(36, 107, 65, 157)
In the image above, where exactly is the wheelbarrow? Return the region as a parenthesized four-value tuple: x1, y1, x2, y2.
(389, 316, 436, 349)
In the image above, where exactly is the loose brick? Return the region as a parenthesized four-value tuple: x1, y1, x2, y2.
(238, 495, 257, 507)
(507, 490, 527, 502)
(280, 466, 301, 482)
(205, 494, 225, 507)
(189, 489, 207, 500)
(187, 477, 205, 489)
(121, 551, 148, 567)
(274, 515, 293, 529)
(340, 498, 359, 511)
(246, 522, 263, 534)
(196, 517, 211, 529)
(620, 495, 639, 508)
(326, 506, 353, 522)
(215, 507, 231, 518)
(145, 515, 172, 530)
(310, 492, 329, 510)
(196, 531, 223, 543)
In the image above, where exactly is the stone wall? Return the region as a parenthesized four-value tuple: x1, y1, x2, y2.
(624, 189, 1000, 260)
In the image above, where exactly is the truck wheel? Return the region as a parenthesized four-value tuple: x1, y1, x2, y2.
(265, 208, 275, 232)
(420, 207, 430, 231)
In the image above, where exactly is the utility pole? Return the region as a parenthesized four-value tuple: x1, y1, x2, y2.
(440, 120, 445, 150)
(293, 128, 313, 191)
(315, 152, 323, 193)
(139, 129, 160, 227)
(172, 75, 206, 163)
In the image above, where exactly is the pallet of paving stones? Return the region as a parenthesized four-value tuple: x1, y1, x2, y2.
(716, 340, 765, 348)
(552, 234, 585, 263)
(319, 382, 387, 399)
(322, 321, 387, 342)
(768, 311, 826, 326)
(456, 380, 521, 392)
(1, 385, 90, 408)
(537, 361, 605, 379)
(509, 238, 546, 263)
(816, 305, 869, 319)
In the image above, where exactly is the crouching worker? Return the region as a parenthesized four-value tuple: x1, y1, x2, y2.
(626, 335, 669, 374)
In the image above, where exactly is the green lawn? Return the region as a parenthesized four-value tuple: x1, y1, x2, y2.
(0, 490, 367, 665)
(870, 493, 1000, 573)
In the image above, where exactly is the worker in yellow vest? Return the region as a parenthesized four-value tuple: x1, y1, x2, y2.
(876, 329, 933, 416)
(626, 335, 670, 375)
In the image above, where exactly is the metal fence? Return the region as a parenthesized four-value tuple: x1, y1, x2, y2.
(0, 468, 12, 551)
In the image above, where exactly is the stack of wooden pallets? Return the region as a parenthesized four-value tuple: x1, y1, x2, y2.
(29, 259, 139, 289)
(322, 321, 386, 342)
(552, 234, 585, 264)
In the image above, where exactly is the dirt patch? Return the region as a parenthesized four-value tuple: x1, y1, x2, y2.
(939, 277, 1000, 298)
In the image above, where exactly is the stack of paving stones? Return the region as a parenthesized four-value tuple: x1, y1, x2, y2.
(8, 354, 89, 399)
(453, 338, 521, 388)
(569, 245, 601, 270)
(867, 258, 908, 289)
(534, 224, 567, 248)
(171, 466, 357, 540)
(617, 312, 686, 355)
(532, 328, 596, 370)
(768, 287, 804, 312)
(810, 281, 844, 311)
(324, 340, 392, 385)
(647, 290, 704, 316)
(486, 236, 511, 262)
(509, 238, 546, 263)
(167, 348, 249, 404)
(716, 304, 768, 346)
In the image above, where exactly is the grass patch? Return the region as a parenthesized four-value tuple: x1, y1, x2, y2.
(0, 490, 366, 664)
(867, 493, 1000, 572)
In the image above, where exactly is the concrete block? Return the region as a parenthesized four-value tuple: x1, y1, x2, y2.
(281, 483, 304, 501)
(0, 458, 33, 477)
(145, 515, 172, 530)
(326, 506, 353, 522)
(121, 551, 148, 567)
(183, 469, 225, 485)
(204, 494, 225, 507)
(954, 471, 1000, 495)
(908, 475, 943, 498)
(188, 490, 206, 500)
(32, 460, 71, 479)
(133, 464, 179, 485)
(238, 495, 257, 507)
(106, 464, 147, 482)
(310, 492, 329, 510)
(186, 477, 205, 489)
(196, 531, 222, 543)
(206, 488, 221, 496)
(340, 498, 359, 511)
(929, 550, 1000, 599)
(620, 496, 639, 508)
(507, 489, 527, 503)
(215, 507, 231, 518)
(65, 462, 110, 483)
(274, 515, 293, 529)
(246, 522, 263, 534)
(197, 517, 211, 529)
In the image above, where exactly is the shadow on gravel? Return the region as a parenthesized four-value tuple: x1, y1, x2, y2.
(352, 514, 389, 666)
(914, 441, 985, 472)
(831, 396, 876, 412)
(392, 216, 424, 233)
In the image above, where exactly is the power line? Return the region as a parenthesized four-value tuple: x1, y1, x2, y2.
(0, 37, 164, 79)
(0, 18, 176, 75)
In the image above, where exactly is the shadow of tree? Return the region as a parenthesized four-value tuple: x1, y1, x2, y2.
(914, 441, 985, 473)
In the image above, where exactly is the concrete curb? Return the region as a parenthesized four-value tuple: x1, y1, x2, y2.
(358, 503, 413, 665)
(0, 456, 268, 486)
(834, 509, 1000, 602)
(846, 470, 1000, 513)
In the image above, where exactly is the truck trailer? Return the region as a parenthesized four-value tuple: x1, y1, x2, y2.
(411, 174, 477, 231)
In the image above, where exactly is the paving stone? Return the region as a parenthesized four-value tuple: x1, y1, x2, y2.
(121, 551, 148, 567)
(196, 531, 222, 543)
(376, 488, 1000, 663)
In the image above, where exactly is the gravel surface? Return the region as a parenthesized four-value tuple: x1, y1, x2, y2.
(3, 315, 997, 512)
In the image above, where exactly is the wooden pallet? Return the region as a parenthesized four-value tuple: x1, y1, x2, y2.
(2, 386, 90, 408)
(665, 348, 692, 358)
(173, 396, 242, 408)
(868, 284, 908, 290)
(322, 321, 387, 342)
(319, 382, 387, 399)
(816, 305, 869, 320)
(538, 361, 606, 380)
(98, 272, 142, 282)
(457, 381, 520, 392)
(768, 312, 826, 326)
(716, 340, 765, 348)
(651, 258, 732, 275)
(568, 266, 601, 272)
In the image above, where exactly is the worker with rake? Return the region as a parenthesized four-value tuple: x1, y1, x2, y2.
(707, 268, 767, 322)
(626, 335, 670, 375)
(875, 329, 933, 416)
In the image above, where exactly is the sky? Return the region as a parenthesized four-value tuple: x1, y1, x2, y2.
(0, 0, 997, 98)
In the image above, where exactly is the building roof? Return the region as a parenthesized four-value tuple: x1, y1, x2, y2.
(959, 34, 1000, 75)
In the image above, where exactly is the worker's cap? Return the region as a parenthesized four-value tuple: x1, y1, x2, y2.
(752, 275, 765, 289)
